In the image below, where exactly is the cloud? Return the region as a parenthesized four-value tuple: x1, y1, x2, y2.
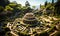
(9, 0, 52, 6)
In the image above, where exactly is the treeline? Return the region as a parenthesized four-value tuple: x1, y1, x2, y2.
(0, 0, 33, 23)
(0, 0, 60, 23)
(55, 0, 60, 15)
(0, 0, 60, 18)
(40, 0, 60, 16)
(0, 0, 32, 14)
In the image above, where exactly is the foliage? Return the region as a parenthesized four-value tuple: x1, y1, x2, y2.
(5, 6, 13, 11)
(52, 0, 54, 3)
(40, 5, 45, 10)
(0, 27, 10, 36)
(45, 1, 47, 7)
(9, 3, 17, 8)
(54, 0, 60, 15)
(25, 1, 30, 7)
(0, 0, 10, 7)
(0, 6, 4, 12)
(46, 3, 54, 10)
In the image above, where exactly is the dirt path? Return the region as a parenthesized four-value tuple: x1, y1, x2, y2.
(49, 31, 58, 36)
(10, 31, 19, 36)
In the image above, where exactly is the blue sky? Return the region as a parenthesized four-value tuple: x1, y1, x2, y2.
(9, 0, 57, 6)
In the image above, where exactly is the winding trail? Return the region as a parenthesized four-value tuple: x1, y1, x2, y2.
(49, 31, 58, 36)
(10, 31, 19, 36)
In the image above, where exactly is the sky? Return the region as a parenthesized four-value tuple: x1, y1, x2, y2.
(9, 0, 57, 9)
(9, 0, 57, 6)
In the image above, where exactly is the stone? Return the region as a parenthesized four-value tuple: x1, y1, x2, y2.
(23, 13, 38, 24)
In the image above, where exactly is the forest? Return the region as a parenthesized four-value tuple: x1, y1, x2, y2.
(0, 0, 60, 36)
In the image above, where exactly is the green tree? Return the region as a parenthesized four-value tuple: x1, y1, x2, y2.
(0, 6, 4, 12)
(40, 4, 41, 8)
(45, 1, 48, 7)
(23, 1, 33, 13)
(0, 0, 10, 7)
(8, 2, 21, 12)
(9, 2, 17, 8)
(5, 6, 13, 11)
(55, 0, 60, 15)
(22, 6, 32, 13)
(25, 1, 30, 7)
(52, 0, 54, 4)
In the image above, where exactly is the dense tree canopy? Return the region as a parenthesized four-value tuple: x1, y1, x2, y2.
(52, 0, 54, 3)
(45, 1, 47, 7)
(0, 0, 10, 7)
(55, 0, 60, 15)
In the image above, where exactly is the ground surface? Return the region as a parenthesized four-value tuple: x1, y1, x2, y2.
(7, 13, 60, 36)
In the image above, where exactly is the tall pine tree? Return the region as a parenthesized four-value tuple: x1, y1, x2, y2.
(45, 1, 47, 7)
(25, 1, 30, 7)
(55, 0, 60, 15)
(52, 0, 54, 3)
